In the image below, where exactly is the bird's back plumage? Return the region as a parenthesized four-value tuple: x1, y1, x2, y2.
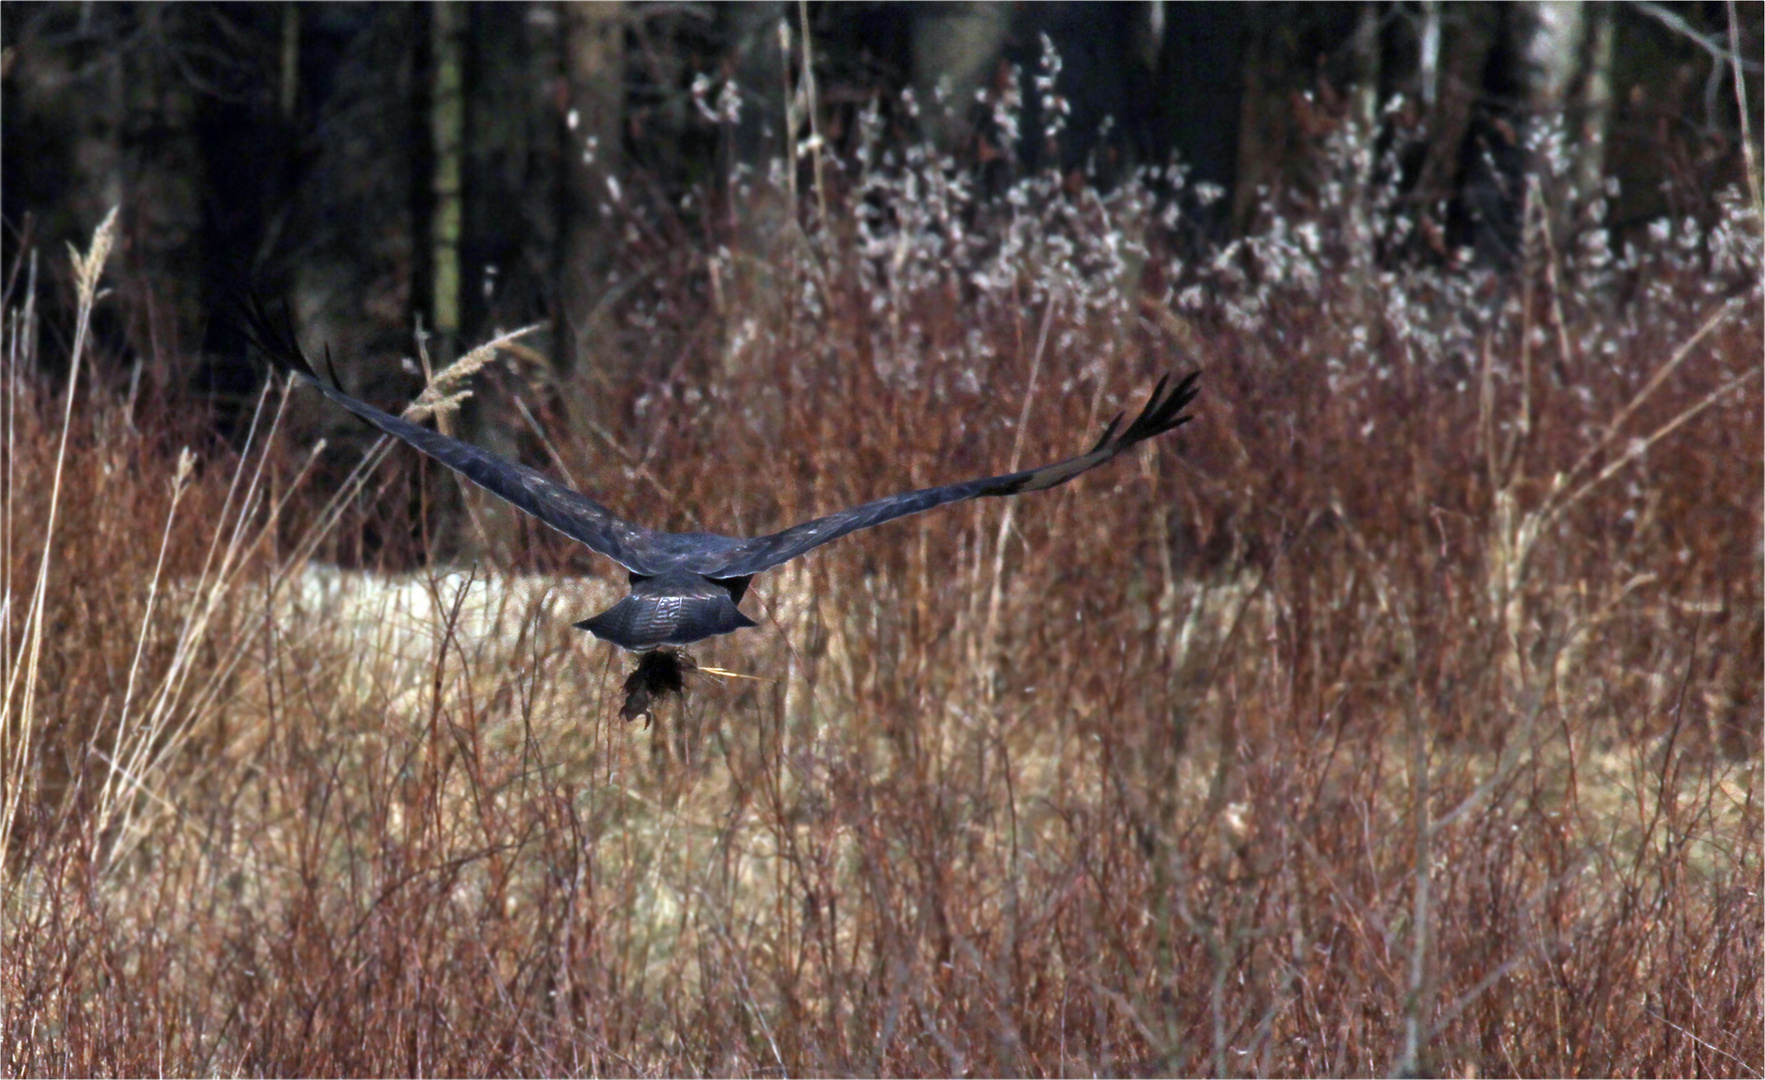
(574, 570, 757, 650)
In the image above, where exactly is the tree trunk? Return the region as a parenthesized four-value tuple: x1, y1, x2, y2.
(1155, 5, 1245, 237)
(1521, 1, 1587, 111)
(1574, 1, 1616, 204)
(909, 3, 1011, 150)
(429, 0, 465, 368)
(279, 2, 300, 121)
(555, 0, 625, 377)
(1352, 1, 1383, 132)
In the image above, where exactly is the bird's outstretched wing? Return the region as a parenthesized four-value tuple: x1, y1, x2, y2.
(697, 370, 1200, 578)
(241, 299, 676, 575)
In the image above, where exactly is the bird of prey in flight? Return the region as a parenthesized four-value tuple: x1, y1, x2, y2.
(245, 303, 1199, 657)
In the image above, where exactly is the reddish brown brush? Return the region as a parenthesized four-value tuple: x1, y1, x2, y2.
(4, 136, 1760, 1077)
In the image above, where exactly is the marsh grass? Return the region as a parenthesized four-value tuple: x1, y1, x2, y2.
(3, 107, 1761, 1076)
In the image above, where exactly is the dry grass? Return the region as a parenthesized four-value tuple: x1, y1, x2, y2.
(3, 112, 1761, 1077)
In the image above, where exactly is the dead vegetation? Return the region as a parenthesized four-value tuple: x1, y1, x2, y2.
(3, 112, 1761, 1077)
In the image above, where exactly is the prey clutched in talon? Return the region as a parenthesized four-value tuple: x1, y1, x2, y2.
(617, 649, 771, 726)
(619, 649, 697, 727)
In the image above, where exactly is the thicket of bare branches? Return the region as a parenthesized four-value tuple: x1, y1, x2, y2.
(4, 93, 1760, 1076)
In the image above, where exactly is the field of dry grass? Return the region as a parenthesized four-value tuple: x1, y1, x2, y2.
(4, 117, 1762, 1076)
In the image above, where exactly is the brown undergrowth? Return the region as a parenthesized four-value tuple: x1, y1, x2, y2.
(4, 121, 1761, 1077)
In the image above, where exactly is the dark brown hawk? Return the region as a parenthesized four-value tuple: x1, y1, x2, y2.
(245, 303, 1199, 653)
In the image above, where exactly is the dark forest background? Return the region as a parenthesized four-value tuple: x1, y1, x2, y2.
(5, 1, 1758, 393)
